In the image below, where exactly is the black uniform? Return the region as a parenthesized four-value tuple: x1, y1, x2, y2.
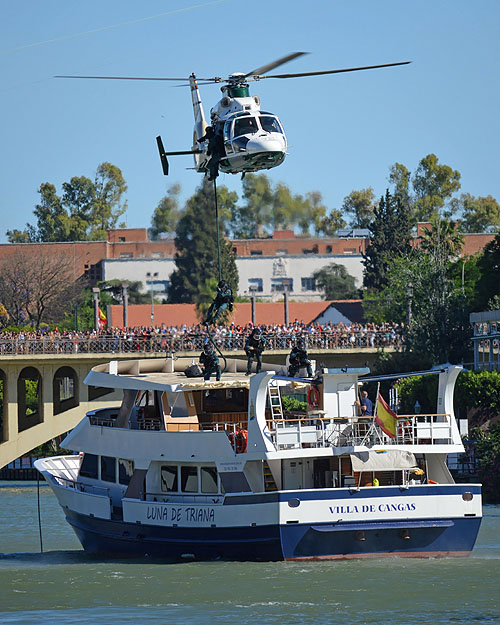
(288, 339, 313, 378)
(245, 329, 266, 375)
(199, 343, 221, 381)
(204, 280, 234, 325)
(198, 125, 225, 181)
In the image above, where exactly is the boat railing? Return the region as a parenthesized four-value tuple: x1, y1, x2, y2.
(50, 474, 110, 497)
(271, 413, 454, 449)
(145, 492, 223, 504)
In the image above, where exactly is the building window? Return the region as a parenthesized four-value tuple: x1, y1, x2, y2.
(151, 252, 164, 259)
(276, 249, 288, 255)
(271, 278, 293, 292)
(250, 250, 263, 256)
(248, 278, 263, 292)
(343, 248, 356, 254)
(118, 237, 126, 242)
(120, 252, 133, 259)
(301, 277, 316, 291)
(326, 245, 332, 253)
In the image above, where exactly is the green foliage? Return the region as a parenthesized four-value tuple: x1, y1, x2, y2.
(341, 188, 375, 228)
(149, 184, 181, 239)
(419, 217, 464, 260)
(363, 190, 413, 291)
(313, 263, 359, 300)
(281, 395, 307, 412)
(473, 233, 500, 311)
(389, 162, 413, 214)
(412, 153, 461, 220)
(455, 370, 500, 413)
(168, 179, 238, 305)
(395, 375, 438, 415)
(470, 422, 500, 503)
(318, 208, 346, 235)
(7, 162, 127, 243)
(452, 193, 500, 233)
(229, 173, 329, 238)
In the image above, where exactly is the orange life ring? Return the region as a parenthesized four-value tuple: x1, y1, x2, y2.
(235, 429, 248, 454)
(307, 386, 320, 409)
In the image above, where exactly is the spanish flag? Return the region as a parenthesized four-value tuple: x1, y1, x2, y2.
(375, 392, 398, 438)
(98, 306, 107, 329)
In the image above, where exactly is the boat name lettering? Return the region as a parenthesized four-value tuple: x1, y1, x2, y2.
(146, 506, 215, 523)
(329, 502, 416, 514)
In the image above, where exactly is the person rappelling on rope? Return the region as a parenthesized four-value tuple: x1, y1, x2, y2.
(288, 338, 314, 378)
(245, 327, 266, 375)
(198, 125, 225, 181)
(204, 280, 234, 326)
(199, 341, 221, 381)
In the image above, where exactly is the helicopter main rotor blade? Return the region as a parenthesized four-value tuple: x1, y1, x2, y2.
(251, 61, 411, 80)
(245, 52, 308, 78)
(54, 75, 217, 82)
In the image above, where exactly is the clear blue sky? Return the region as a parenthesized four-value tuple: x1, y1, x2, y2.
(2, 0, 499, 242)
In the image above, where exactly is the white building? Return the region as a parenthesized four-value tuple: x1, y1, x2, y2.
(102, 254, 363, 302)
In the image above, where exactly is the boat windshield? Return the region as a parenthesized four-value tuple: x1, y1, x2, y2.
(233, 116, 259, 138)
(259, 115, 283, 134)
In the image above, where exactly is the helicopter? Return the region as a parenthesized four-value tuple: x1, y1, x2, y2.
(56, 53, 410, 179)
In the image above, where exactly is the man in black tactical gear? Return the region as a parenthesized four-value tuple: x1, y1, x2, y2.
(199, 342, 221, 381)
(245, 328, 266, 375)
(197, 125, 225, 181)
(288, 338, 314, 378)
(204, 280, 234, 325)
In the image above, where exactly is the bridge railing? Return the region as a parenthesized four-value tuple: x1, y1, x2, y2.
(0, 330, 402, 356)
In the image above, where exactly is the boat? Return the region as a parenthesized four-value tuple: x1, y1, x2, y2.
(35, 356, 482, 560)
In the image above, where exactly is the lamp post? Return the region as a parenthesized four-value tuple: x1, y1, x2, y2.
(249, 285, 258, 325)
(92, 287, 100, 332)
(407, 281, 413, 327)
(282, 278, 293, 326)
(146, 272, 159, 325)
(121, 282, 129, 328)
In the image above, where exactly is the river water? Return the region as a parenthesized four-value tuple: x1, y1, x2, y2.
(1, 482, 499, 624)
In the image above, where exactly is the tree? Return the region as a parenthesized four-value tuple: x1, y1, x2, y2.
(341, 188, 375, 228)
(412, 153, 461, 220)
(452, 193, 500, 233)
(318, 208, 346, 236)
(313, 263, 359, 300)
(0, 248, 78, 328)
(389, 162, 413, 211)
(149, 184, 182, 239)
(230, 174, 273, 238)
(473, 233, 500, 311)
(10, 162, 128, 243)
(419, 216, 464, 260)
(167, 179, 238, 304)
(363, 190, 413, 291)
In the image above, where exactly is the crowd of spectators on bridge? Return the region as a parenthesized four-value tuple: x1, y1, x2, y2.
(0, 321, 404, 355)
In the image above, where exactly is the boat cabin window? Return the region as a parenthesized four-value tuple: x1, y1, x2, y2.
(161, 465, 178, 492)
(201, 467, 218, 493)
(259, 115, 283, 134)
(100, 455, 116, 483)
(181, 466, 198, 492)
(79, 453, 98, 479)
(233, 116, 259, 137)
(118, 458, 134, 485)
(160, 464, 221, 494)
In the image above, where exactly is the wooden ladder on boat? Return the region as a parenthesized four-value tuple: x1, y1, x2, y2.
(263, 460, 278, 491)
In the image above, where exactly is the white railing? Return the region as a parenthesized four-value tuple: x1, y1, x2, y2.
(272, 414, 453, 450)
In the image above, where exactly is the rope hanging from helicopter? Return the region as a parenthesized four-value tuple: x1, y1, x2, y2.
(203, 176, 228, 374)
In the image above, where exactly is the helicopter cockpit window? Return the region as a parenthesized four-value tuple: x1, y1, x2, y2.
(259, 115, 283, 134)
(233, 117, 258, 137)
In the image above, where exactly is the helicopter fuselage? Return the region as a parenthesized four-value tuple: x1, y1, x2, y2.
(190, 77, 286, 176)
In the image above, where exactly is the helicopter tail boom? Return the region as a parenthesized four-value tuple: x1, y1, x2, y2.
(156, 135, 201, 176)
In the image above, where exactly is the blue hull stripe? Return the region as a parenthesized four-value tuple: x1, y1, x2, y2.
(64, 508, 481, 562)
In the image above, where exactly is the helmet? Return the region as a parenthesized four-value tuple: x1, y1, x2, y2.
(204, 342, 214, 354)
(297, 338, 305, 349)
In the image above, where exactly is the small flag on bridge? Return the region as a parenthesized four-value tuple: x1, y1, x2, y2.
(98, 306, 107, 329)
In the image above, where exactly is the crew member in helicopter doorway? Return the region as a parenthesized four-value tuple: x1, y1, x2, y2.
(198, 125, 225, 181)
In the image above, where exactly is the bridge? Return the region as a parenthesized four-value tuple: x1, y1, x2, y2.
(0, 337, 396, 468)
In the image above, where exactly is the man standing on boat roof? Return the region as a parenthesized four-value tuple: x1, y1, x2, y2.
(288, 338, 313, 378)
(204, 280, 234, 326)
(199, 342, 221, 381)
(245, 327, 266, 375)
